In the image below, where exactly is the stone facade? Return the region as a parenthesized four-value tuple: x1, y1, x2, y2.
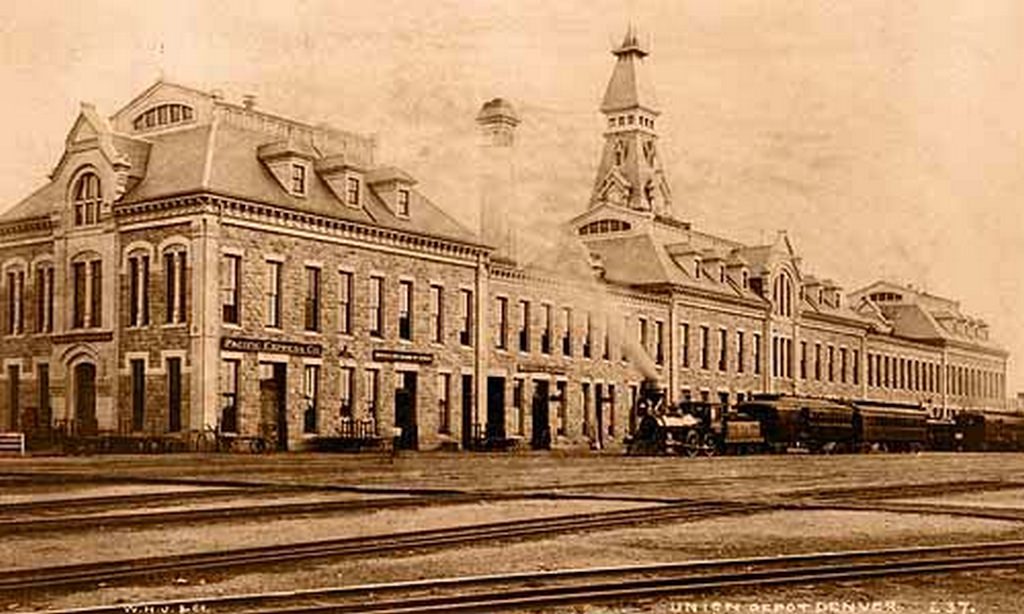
(0, 33, 1012, 453)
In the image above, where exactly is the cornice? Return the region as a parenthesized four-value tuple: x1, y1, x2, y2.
(114, 191, 489, 263)
(0, 216, 54, 240)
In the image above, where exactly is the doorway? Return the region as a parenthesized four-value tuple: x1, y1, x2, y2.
(260, 362, 288, 451)
(73, 363, 97, 436)
(7, 365, 19, 431)
(486, 376, 506, 444)
(394, 371, 418, 450)
(530, 379, 551, 450)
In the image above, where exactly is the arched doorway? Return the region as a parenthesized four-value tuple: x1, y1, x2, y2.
(74, 363, 97, 436)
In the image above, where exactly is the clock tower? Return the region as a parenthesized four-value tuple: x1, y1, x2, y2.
(589, 27, 672, 216)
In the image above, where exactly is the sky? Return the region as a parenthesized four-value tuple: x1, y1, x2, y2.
(1, 0, 1022, 394)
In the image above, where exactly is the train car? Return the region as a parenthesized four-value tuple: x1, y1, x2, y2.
(981, 411, 1024, 451)
(926, 417, 959, 452)
(850, 400, 927, 452)
(739, 395, 855, 453)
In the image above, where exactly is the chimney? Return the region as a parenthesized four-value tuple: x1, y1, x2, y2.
(476, 98, 520, 263)
(242, 94, 256, 110)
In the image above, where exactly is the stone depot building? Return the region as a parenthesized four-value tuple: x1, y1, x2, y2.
(0, 32, 1011, 451)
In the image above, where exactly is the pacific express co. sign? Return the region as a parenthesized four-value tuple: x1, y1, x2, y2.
(221, 336, 323, 357)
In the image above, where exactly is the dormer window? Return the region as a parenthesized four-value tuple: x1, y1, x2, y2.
(291, 164, 307, 196)
(397, 189, 410, 217)
(346, 177, 360, 206)
(72, 172, 102, 226)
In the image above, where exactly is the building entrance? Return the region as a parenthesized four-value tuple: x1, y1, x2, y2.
(73, 363, 97, 436)
(394, 371, 418, 450)
(486, 376, 506, 444)
(461, 374, 473, 449)
(530, 379, 551, 450)
(260, 362, 288, 451)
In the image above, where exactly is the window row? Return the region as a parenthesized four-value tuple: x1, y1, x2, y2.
(223, 255, 473, 344)
(126, 249, 188, 327)
(791, 341, 860, 385)
(867, 354, 1005, 400)
(680, 323, 763, 376)
(495, 299, 625, 363)
(3, 265, 55, 335)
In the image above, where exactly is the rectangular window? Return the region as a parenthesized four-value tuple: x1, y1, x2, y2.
(495, 297, 508, 349)
(638, 318, 649, 354)
(430, 285, 444, 343)
(369, 276, 384, 337)
(868, 353, 875, 387)
(561, 307, 572, 356)
(800, 342, 808, 379)
(291, 164, 306, 195)
(737, 331, 745, 373)
(222, 255, 241, 325)
(45, 267, 53, 333)
(655, 321, 665, 365)
(338, 271, 352, 334)
(853, 350, 860, 385)
(718, 328, 727, 371)
(814, 343, 822, 380)
(583, 312, 592, 358)
(303, 365, 319, 434)
(364, 369, 379, 423)
(5, 271, 24, 335)
(827, 346, 835, 382)
(700, 326, 710, 369)
(129, 256, 143, 326)
(220, 359, 239, 433)
(459, 289, 473, 346)
(397, 189, 410, 216)
(6, 365, 17, 431)
(518, 300, 530, 352)
(72, 262, 86, 328)
(398, 280, 413, 341)
(840, 348, 848, 384)
(437, 373, 451, 434)
(541, 304, 552, 354)
(266, 260, 282, 328)
(90, 260, 102, 328)
(165, 251, 187, 324)
(305, 266, 321, 332)
(346, 177, 360, 205)
(167, 358, 182, 433)
(753, 333, 762, 375)
(339, 366, 354, 418)
(680, 323, 690, 368)
(131, 359, 145, 431)
(34, 268, 45, 333)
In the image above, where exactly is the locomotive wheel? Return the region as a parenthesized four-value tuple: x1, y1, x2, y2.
(700, 432, 717, 457)
(683, 431, 700, 457)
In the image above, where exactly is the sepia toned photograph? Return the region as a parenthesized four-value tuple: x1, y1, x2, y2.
(1, 1, 1022, 612)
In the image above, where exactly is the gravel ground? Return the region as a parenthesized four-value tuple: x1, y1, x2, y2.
(8, 498, 652, 570)
(5, 453, 1024, 612)
(0, 483, 226, 505)
(893, 488, 1024, 510)
(20, 509, 1024, 612)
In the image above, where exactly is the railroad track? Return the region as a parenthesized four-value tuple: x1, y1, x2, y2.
(41, 540, 1024, 613)
(0, 500, 770, 594)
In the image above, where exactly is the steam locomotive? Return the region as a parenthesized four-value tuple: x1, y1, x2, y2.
(627, 384, 1024, 456)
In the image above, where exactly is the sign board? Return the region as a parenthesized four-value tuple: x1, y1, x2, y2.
(372, 349, 434, 364)
(221, 336, 322, 357)
(516, 363, 569, 375)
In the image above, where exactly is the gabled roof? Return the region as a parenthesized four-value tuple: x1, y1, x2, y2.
(0, 181, 62, 223)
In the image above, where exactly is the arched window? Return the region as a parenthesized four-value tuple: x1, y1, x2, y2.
(613, 141, 627, 166)
(578, 219, 632, 236)
(133, 103, 195, 131)
(72, 173, 102, 226)
(772, 272, 793, 317)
